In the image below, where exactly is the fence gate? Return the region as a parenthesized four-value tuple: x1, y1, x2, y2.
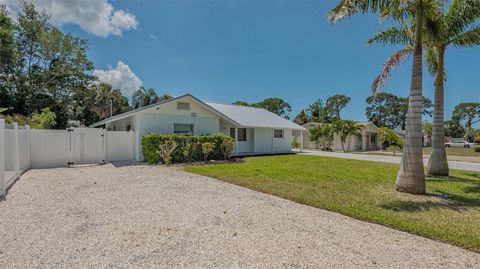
(68, 128, 106, 165)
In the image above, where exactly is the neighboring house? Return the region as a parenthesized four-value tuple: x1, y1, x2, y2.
(90, 94, 306, 160)
(301, 122, 382, 152)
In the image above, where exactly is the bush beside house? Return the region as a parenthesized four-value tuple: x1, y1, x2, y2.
(142, 133, 235, 164)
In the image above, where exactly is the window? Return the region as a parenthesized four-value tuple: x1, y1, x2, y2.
(174, 124, 193, 134)
(238, 128, 247, 141)
(230, 128, 246, 141)
(177, 102, 190, 110)
(273, 129, 283, 138)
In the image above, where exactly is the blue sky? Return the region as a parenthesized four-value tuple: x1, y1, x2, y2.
(53, 0, 480, 123)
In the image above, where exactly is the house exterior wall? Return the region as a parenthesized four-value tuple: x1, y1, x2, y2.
(302, 122, 381, 152)
(105, 95, 296, 160)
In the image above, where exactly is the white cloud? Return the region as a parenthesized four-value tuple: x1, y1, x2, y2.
(93, 61, 143, 96)
(4, 0, 138, 37)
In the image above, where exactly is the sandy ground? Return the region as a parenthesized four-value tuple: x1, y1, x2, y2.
(1, 163, 479, 268)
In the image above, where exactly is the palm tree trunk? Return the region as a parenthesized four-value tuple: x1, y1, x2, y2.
(395, 0, 426, 194)
(427, 47, 449, 175)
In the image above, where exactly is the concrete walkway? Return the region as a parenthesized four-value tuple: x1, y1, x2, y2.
(301, 150, 480, 172)
(1, 164, 479, 268)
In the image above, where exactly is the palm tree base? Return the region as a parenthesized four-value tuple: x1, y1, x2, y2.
(395, 178, 426, 194)
(427, 148, 449, 176)
(395, 155, 426, 194)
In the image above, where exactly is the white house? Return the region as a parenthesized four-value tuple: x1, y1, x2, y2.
(301, 122, 382, 152)
(90, 94, 306, 160)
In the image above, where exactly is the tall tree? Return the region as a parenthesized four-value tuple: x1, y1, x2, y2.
(326, 94, 351, 119)
(294, 109, 309, 125)
(90, 83, 131, 120)
(255, 98, 292, 119)
(368, 0, 480, 175)
(332, 119, 364, 153)
(452, 102, 480, 129)
(329, 0, 434, 194)
(306, 98, 331, 123)
(132, 87, 171, 109)
(0, 5, 15, 109)
(366, 93, 432, 129)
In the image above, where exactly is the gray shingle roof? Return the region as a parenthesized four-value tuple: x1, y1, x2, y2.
(205, 102, 305, 130)
(90, 93, 305, 130)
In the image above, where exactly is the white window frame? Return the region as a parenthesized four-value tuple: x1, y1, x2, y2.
(273, 129, 284, 139)
(174, 123, 194, 135)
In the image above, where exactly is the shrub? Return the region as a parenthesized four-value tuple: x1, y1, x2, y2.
(31, 108, 56, 129)
(142, 133, 234, 164)
(475, 147, 480, 153)
(386, 145, 402, 157)
(182, 141, 199, 163)
(201, 142, 215, 162)
(220, 139, 235, 160)
(291, 136, 301, 149)
(379, 127, 404, 149)
(156, 139, 178, 165)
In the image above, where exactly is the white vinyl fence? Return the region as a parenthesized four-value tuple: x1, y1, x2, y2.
(1, 119, 135, 198)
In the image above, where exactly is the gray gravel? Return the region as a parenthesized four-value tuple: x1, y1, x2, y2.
(1, 163, 479, 268)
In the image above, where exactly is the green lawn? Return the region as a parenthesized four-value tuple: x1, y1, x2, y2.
(185, 155, 480, 251)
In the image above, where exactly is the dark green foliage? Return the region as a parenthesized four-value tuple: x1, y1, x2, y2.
(366, 92, 433, 129)
(142, 133, 234, 164)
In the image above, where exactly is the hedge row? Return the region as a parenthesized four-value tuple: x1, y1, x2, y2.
(142, 133, 234, 164)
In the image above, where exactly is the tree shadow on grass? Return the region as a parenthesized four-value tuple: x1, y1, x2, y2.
(381, 175, 480, 212)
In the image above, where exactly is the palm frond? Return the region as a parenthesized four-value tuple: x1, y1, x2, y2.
(371, 47, 413, 95)
(368, 24, 414, 45)
(424, 46, 439, 75)
(451, 24, 480, 46)
(328, 0, 402, 24)
(446, 0, 480, 37)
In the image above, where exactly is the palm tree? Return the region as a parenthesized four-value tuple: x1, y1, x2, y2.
(369, 0, 480, 176)
(329, 0, 435, 194)
(332, 120, 364, 153)
(309, 123, 334, 150)
(132, 87, 172, 109)
(91, 83, 130, 120)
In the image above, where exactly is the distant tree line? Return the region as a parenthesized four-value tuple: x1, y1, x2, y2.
(0, 3, 168, 129)
(232, 98, 292, 119)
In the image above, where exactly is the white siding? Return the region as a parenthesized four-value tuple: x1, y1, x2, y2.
(254, 128, 273, 153)
(272, 128, 292, 153)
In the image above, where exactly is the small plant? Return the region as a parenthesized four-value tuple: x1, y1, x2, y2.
(201, 142, 215, 162)
(386, 145, 402, 157)
(291, 136, 301, 149)
(220, 139, 235, 160)
(156, 139, 178, 165)
(182, 141, 199, 163)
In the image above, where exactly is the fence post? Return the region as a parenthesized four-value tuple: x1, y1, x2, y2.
(102, 128, 107, 163)
(0, 119, 5, 199)
(130, 130, 135, 161)
(26, 125, 30, 169)
(13, 122, 20, 177)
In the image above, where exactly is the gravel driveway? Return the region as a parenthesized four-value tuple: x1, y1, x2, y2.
(1, 163, 479, 268)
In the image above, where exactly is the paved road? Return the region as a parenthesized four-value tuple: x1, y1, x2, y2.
(301, 150, 480, 172)
(1, 164, 479, 268)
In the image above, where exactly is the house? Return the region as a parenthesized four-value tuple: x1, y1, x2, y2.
(90, 94, 306, 160)
(301, 122, 382, 152)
